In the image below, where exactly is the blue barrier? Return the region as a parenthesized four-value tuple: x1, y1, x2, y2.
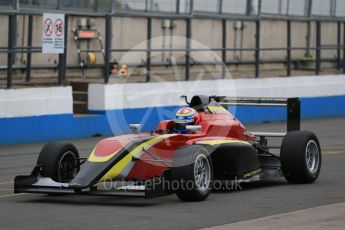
(1, 95, 344, 146)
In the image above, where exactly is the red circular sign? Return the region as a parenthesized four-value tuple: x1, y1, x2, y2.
(44, 18, 53, 37)
(54, 18, 64, 37)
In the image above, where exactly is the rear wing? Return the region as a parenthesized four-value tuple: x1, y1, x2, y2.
(212, 96, 300, 133)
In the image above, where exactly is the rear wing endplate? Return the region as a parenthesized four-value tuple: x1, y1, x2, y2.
(213, 96, 300, 132)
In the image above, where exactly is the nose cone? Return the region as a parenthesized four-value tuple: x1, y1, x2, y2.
(89, 134, 151, 162)
(93, 139, 124, 157)
(71, 134, 153, 188)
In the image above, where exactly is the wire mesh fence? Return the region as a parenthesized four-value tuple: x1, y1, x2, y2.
(0, 0, 343, 17)
(0, 0, 345, 88)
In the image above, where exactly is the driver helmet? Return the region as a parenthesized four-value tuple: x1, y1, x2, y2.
(174, 107, 200, 134)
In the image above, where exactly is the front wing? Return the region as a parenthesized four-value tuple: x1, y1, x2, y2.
(14, 165, 170, 199)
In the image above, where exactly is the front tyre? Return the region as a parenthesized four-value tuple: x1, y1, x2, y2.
(37, 142, 80, 183)
(171, 145, 213, 202)
(280, 131, 321, 183)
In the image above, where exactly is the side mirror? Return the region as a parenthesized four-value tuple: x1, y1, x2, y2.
(186, 125, 202, 132)
(180, 95, 190, 105)
(129, 124, 141, 132)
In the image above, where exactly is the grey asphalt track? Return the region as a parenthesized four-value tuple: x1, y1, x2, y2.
(0, 117, 344, 230)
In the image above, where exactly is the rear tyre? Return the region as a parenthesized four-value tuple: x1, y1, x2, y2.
(37, 142, 80, 183)
(171, 145, 213, 202)
(280, 131, 321, 183)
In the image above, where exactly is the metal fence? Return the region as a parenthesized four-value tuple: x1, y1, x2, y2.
(1, 0, 345, 88)
(1, 0, 345, 17)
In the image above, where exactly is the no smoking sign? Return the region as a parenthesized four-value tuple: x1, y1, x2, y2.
(54, 18, 64, 37)
(42, 13, 65, 53)
(44, 18, 53, 37)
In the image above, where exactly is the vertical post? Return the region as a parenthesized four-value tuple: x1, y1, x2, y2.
(315, 21, 321, 75)
(176, 0, 180, 14)
(185, 18, 192, 81)
(26, 15, 33, 82)
(63, 15, 69, 81)
(343, 22, 345, 74)
(257, 0, 262, 15)
(287, 20, 291, 77)
(246, 0, 253, 15)
(255, 19, 260, 78)
(146, 17, 152, 82)
(330, 0, 336, 16)
(218, 0, 223, 14)
(7, 15, 15, 89)
(337, 21, 341, 70)
(104, 14, 112, 84)
(58, 15, 68, 85)
(94, 0, 99, 12)
(58, 58, 63, 86)
(109, 0, 113, 13)
(145, 0, 148, 12)
(189, 0, 194, 14)
(12, 0, 19, 10)
(305, 0, 312, 56)
(221, 19, 227, 79)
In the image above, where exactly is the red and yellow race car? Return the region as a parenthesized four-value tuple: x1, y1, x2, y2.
(15, 95, 321, 201)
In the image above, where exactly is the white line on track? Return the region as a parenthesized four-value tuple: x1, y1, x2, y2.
(323, 150, 345, 155)
(0, 193, 26, 199)
(0, 181, 13, 185)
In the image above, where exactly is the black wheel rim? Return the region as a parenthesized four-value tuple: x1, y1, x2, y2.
(58, 151, 78, 182)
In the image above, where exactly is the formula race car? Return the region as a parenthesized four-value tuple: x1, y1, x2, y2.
(15, 95, 322, 201)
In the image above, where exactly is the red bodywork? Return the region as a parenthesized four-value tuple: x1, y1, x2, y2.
(93, 110, 255, 181)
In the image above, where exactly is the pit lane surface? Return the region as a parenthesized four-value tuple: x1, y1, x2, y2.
(0, 117, 344, 230)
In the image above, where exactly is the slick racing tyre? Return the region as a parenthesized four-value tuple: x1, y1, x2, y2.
(37, 142, 80, 183)
(171, 145, 213, 202)
(280, 131, 321, 183)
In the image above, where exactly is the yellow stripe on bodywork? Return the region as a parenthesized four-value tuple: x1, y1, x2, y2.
(243, 168, 262, 179)
(98, 134, 176, 183)
(88, 148, 121, 163)
(196, 139, 250, 145)
(208, 106, 229, 113)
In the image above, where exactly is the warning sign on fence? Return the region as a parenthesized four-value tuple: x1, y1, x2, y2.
(42, 13, 65, 54)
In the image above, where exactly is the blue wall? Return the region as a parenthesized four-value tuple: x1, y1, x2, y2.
(1, 95, 345, 146)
